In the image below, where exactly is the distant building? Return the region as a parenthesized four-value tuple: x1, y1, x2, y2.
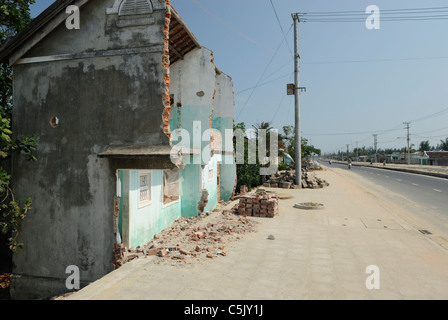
(421, 151, 448, 166)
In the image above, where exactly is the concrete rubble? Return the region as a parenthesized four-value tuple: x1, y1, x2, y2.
(113, 202, 258, 268)
(263, 169, 330, 189)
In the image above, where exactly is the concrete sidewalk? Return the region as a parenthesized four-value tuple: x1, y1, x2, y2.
(65, 168, 448, 300)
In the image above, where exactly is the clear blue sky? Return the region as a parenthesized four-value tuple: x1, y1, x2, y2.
(30, 0, 448, 154)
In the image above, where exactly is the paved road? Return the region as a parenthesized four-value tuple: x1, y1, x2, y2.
(326, 162, 448, 234)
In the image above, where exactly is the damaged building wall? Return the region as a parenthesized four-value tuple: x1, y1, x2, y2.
(9, 0, 169, 299)
(212, 72, 237, 202)
(169, 47, 219, 217)
(119, 169, 181, 249)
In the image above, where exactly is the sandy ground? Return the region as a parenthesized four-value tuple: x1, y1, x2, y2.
(63, 166, 448, 300)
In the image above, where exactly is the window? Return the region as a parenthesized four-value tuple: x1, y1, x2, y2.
(200, 166, 205, 191)
(119, 0, 153, 16)
(138, 172, 151, 207)
(163, 170, 182, 206)
(208, 159, 214, 181)
(208, 165, 213, 181)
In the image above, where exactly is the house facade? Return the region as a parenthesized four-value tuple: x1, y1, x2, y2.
(421, 151, 448, 166)
(0, 0, 236, 299)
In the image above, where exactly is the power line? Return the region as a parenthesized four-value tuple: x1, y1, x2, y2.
(191, 0, 289, 55)
(302, 16, 448, 23)
(235, 72, 292, 95)
(269, 0, 294, 58)
(303, 126, 403, 137)
(412, 125, 448, 136)
(236, 24, 294, 120)
(301, 55, 448, 66)
(270, 72, 294, 124)
(300, 6, 448, 15)
(297, 6, 448, 23)
(407, 107, 448, 123)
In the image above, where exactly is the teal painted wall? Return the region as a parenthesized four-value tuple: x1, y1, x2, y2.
(212, 116, 237, 201)
(203, 155, 218, 212)
(170, 104, 220, 218)
(120, 170, 182, 249)
(180, 155, 218, 218)
(170, 104, 213, 161)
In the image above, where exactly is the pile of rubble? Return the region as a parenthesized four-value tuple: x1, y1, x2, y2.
(113, 204, 258, 268)
(262, 169, 329, 189)
(236, 190, 279, 218)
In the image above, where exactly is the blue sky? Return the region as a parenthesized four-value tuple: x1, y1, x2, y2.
(30, 0, 448, 153)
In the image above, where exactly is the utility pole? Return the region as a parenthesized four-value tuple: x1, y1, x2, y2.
(404, 122, 410, 165)
(346, 144, 350, 161)
(356, 141, 359, 161)
(372, 134, 378, 163)
(292, 13, 301, 187)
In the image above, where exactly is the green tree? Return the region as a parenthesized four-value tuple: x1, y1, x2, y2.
(1, 0, 37, 253)
(439, 138, 448, 151)
(419, 140, 431, 152)
(233, 122, 260, 192)
(278, 125, 321, 159)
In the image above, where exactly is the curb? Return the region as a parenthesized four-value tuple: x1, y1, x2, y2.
(329, 161, 448, 180)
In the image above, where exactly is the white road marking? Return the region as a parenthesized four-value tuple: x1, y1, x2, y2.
(433, 189, 442, 193)
(412, 183, 419, 186)
(396, 179, 402, 182)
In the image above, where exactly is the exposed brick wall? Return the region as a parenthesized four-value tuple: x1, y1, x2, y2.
(112, 195, 122, 269)
(162, 0, 172, 141)
(217, 164, 221, 202)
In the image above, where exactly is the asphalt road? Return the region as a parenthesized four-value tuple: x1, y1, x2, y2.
(324, 162, 448, 234)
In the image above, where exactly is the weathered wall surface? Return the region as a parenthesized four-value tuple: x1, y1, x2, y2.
(10, 0, 169, 299)
(212, 72, 236, 201)
(169, 47, 218, 217)
(120, 169, 181, 249)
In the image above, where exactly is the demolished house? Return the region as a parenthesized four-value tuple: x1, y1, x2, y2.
(0, 0, 236, 299)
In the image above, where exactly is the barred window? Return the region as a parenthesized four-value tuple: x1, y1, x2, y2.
(138, 172, 151, 207)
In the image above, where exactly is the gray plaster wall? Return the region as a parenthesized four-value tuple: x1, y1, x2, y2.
(10, 0, 169, 299)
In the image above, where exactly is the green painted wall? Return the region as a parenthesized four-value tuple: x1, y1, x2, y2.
(170, 104, 219, 218)
(212, 116, 237, 201)
(120, 170, 182, 249)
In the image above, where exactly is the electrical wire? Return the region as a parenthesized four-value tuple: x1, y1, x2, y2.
(407, 107, 448, 123)
(301, 55, 448, 66)
(297, 6, 448, 23)
(191, 0, 289, 55)
(235, 72, 292, 95)
(236, 24, 294, 120)
(269, 0, 294, 58)
(270, 72, 295, 124)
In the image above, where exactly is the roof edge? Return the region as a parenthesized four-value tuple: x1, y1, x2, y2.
(0, 0, 76, 64)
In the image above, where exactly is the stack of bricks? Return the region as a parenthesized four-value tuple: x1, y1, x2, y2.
(237, 191, 279, 218)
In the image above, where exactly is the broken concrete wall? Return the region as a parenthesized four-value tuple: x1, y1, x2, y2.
(169, 47, 219, 218)
(212, 72, 236, 202)
(10, 0, 169, 299)
(119, 169, 181, 250)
